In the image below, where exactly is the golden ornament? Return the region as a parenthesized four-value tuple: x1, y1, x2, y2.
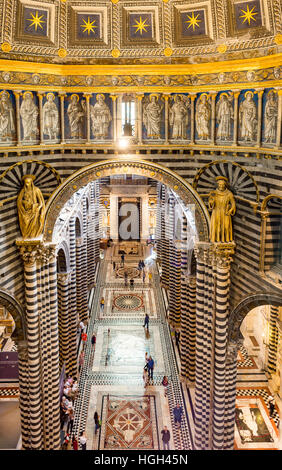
(1, 42, 11, 53)
(217, 44, 227, 54)
(164, 47, 173, 57)
(111, 49, 120, 58)
(58, 48, 67, 58)
(274, 34, 282, 45)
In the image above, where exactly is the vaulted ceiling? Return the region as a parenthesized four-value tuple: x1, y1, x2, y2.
(0, 0, 281, 65)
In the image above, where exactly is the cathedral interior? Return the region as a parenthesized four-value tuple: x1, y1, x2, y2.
(0, 0, 281, 453)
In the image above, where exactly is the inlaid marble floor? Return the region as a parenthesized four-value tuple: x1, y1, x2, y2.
(72, 243, 281, 451)
(73, 244, 193, 450)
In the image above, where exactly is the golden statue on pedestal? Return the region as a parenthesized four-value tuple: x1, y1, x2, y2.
(17, 175, 45, 238)
(208, 176, 236, 243)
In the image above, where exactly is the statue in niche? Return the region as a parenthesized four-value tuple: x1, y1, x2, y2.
(169, 94, 189, 139)
(239, 91, 257, 142)
(43, 93, 59, 140)
(143, 94, 163, 139)
(264, 91, 278, 143)
(17, 175, 45, 239)
(67, 94, 86, 139)
(196, 93, 211, 140)
(90, 94, 112, 139)
(216, 93, 234, 141)
(208, 176, 236, 243)
(0, 91, 15, 141)
(20, 92, 39, 141)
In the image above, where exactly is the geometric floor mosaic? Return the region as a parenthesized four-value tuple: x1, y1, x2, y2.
(100, 395, 158, 450)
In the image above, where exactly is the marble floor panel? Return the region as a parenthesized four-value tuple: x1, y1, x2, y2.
(72, 249, 193, 450)
(92, 324, 165, 375)
(98, 287, 157, 319)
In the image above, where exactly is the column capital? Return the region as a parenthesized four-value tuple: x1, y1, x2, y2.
(16, 240, 57, 265)
(194, 241, 235, 266)
(57, 271, 72, 285)
(212, 241, 236, 267)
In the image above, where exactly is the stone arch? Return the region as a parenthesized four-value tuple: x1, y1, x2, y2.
(44, 158, 210, 243)
(0, 288, 26, 341)
(228, 293, 282, 343)
(56, 242, 70, 273)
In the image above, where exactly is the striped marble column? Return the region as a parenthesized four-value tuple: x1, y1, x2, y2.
(17, 340, 30, 449)
(212, 243, 235, 450)
(223, 340, 240, 450)
(268, 305, 279, 374)
(93, 181, 101, 263)
(181, 276, 197, 382)
(69, 217, 79, 376)
(17, 242, 43, 449)
(57, 272, 71, 371)
(156, 182, 162, 262)
(76, 236, 88, 323)
(194, 243, 214, 450)
(169, 241, 182, 326)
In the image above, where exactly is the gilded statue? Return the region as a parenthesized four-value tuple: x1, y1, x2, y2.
(17, 175, 45, 238)
(208, 176, 236, 243)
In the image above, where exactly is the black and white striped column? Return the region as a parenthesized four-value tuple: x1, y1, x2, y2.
(268, 305, 279, 374)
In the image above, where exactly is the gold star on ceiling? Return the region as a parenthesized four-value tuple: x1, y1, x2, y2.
(27, 11, 46, 31)
(185, 11, 201, 31)
(239, 5, 258, 25)
(133, 16, 149, 35)
(80, 17, 97, 35)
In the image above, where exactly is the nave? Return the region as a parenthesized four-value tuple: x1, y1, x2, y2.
(70, 243, 194, 450)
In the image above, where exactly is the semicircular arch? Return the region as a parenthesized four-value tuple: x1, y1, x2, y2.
(0, 289, 26, 342)
(228, 293, 282, 343)
(43, 158, 210, 243)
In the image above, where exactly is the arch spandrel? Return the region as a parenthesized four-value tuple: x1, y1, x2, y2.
(43, 159, 210, 243)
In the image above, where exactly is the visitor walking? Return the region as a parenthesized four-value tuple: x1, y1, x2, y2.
(143, 313, 149, 330)
(148, 272, 152, 285)
(161, 426, 170, 450)
(143, 367, 148, 388)
(162, 376, 169, 397)
(121, 254, 125, 267)
(79, 431, 87, 450)
(79, 350, 85, 372)
(91, 333, 96, 349)
(142, 270, 146, 283)
(94, 411, 101, 434)
(147, 356, 154, 383)
(72, 436, 78, 450)
(130, 278, 134, 290)
(173, 403, 183, 429)
(100, 297, 105, 311)
(113, 261, 116, 270)
(268, 395, 275, 417)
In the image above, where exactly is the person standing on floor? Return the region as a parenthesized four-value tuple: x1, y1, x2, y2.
(94, 411, 101, 434)
(268, 395, 275, 417)
(143, 313, 149, 330)
(173, 403, 183, 429)
(91, 333, 96, 349)
(148, 272, 152, 285)
(143, 367, 148, 388)
(161, 426, 171, 450)
(147, 355, 154, 383)
(143, 270, 146, 284)
(130, 278, 134, 290)
(79, 350, 85, 372)
(121, 253, 125, 267)
(100, 297, 105, 311)
(113, 261, 116, 271)
(67, 408, 74, 434)
(72, 436, 78, 450)
(79, 431, 87, 450)
(162, 376, 169, 397)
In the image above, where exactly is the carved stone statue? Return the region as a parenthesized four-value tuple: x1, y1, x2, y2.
(20, 92, 39, 141)
(0, 91, 15, 141)
(196, 94, 211, 140)
(17, 175, 46, 239)
(208, 176, 236, 243)
(67, 94, 85, 139)
(264, 91, 278, 143)
(143, 94, 163, 139)
(169, 95, 189, 139)
(90, 94, 112, 139)
(216, 93, 233, 141)
(239, 91, 257, 142)
(43, 93, 59, 140)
